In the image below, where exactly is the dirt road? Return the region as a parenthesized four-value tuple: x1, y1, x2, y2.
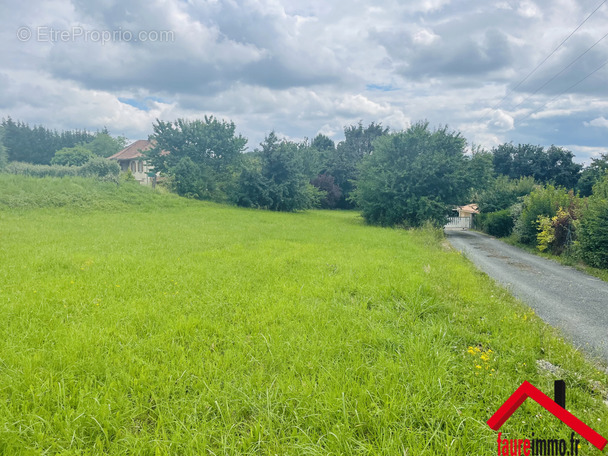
(446, 229, 608, 363)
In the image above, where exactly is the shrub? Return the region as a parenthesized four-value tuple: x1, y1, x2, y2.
(579, 174, 608, 268)
(5, 158, 119, 180)
(513, 185, 575, 245)
(311, 173, 342, 209)
(80, 157, 120, 179)
(51, 145, 94, 166)
(579, 199, 608, 268)
(476, 209, 514, 237)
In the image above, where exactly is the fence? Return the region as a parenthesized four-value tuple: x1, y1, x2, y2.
(444, 216, 471, 229)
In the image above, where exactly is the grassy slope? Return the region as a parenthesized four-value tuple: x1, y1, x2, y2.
(1, 175, 607, 455)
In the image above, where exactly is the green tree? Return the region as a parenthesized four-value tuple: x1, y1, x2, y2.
(353, 121, 471, 227)
(85, 130, 127, 157)
(492, 143, 581, 188)
(0, 125, 7, 170)
(577, 154, 608, 197)
(235, 132, 319, 211)
(146, 117, 247, 200)
(1, 117, 95, 164)
(579, 172, 608, 268)
(477, 175, 536, 213)
(467, 146, 494, 194)
(326, 122, 389, 208)
(51, 145, 94, 166)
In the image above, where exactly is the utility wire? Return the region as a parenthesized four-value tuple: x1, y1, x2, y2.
(478, 0, 607, 121)
(510, 30, 608, 110)
(514, 57, 608, 126)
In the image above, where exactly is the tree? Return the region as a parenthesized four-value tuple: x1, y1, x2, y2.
(311, 173, 342, 209)
(1, 117, 95, 164)
(577, 153, 608, 197)
(51, 145, 94, 166)
(353, 121, 471, 227)
(324, 122, 389, 208)
(0, 125, 7, 170)
(235, 132, 319, 211)
(492, 143, 581, 188)
(579, 172, 608, 268)
(477, 175, 536, 213)
(146, 117, 247, 200)
(85, 130, 127, 157)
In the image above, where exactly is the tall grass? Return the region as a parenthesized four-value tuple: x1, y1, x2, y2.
(0, 175, 607, 454)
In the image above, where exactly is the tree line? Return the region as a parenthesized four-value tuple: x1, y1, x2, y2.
(0, 118, 127, 165)
(2, 115, 607, 227)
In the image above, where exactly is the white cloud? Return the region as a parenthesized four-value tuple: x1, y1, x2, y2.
(585, 117, 608, 129)
(0, 0, 605, 159)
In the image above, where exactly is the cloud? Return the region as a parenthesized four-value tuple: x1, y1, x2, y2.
(585, 117, 608, 129)
(0, 0, 606, 160)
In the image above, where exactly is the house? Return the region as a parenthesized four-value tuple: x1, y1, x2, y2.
(108, 140, 158, 185)
(456, 203, 479, 219)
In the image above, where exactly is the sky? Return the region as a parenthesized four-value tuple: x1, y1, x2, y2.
(1, 0, 607, 162)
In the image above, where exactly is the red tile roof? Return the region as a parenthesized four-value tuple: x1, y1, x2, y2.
(458, 203, 479, 214)
(108, 140, 154, 160)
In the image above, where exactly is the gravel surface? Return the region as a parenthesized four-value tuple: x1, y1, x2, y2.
(446, 229, 608, 363)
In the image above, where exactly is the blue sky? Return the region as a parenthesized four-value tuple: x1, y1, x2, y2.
(1, 0, 607, 162)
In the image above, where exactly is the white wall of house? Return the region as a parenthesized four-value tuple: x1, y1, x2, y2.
(120, 160, 157, 185)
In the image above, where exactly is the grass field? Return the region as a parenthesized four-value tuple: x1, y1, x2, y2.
(1, 175, 607, 455)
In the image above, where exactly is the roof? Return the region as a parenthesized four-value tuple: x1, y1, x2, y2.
(457, 203, 479, 214)
(108, 140, 154, 160)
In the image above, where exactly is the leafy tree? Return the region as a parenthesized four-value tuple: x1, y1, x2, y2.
(171, 156, 213, 199)
(353, 121, 471, 227)
(466, 146, 494, 196)
(146, 117, 247, 200)
(85, 130, 127, 157)
(492, 143, 581, 188)
(577, 153, 608, 197)
(233, 154, 272, 209)
(235, 132, 319, 211)
(326, 122, 389, 208)
(477, 175, 536, 213)
(0, 125, 7, 170)
(311, 173, 342, 209)
(311, 133, 335, 154)
(1, 117, 95, 164)
(51, 145, 94, 166)
(579, 172, 608, 268)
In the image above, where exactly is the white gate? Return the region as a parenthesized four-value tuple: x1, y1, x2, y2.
(444, 216, 471, 230)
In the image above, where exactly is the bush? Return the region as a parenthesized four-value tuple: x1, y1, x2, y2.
(5, 158, 119, 180)
(51, 145, 94, 166)
(311, 173, 342, 209)
(476, 209, 514, 237)
(579, 174, 608, 268)
(80, 157, 120, 179)
(579, 199, 608, 268)
(513, 185, 575, 245)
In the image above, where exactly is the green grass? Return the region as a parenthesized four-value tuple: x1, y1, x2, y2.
(1, 175, 608, 454)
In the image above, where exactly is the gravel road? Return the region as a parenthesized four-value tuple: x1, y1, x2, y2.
(446, 229, 608, 363)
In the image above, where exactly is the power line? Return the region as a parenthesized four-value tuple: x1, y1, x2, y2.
(478, 0, 607, 121)
(514, 57, 608, 126)
(510, 30, 608, 111)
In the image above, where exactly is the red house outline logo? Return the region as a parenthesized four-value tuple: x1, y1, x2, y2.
(487, 381, 607, 451)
